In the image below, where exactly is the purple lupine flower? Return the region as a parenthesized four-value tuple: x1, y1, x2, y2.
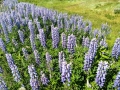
(51, 26, 59, 48)
(83, 38, 98, 71)
(113, 72, 120, 89)
(40, 71, 49, 85)
(28, 65, 39, 90)
(0, 77, 8, 90)
(59, 51, 65, 73)
(0, 38, 7, 53)
(38, 29, 46, 47)
(61, 33, 67, 48)
(88, 38, 98, 57)
(22, 48, 29, 60)
(83, 52, 93, 71)
(112, 38, 120, 59)
(33, 50, 40, 64)
(5, 54, 21, 82)
(30, 35, 36, 51)
(95, 61, 109, 88)
(18, 30, 24, 44)
(82, 36, 90, 48)
(61, 61, 67, 83)
(67, 34, 76, 54)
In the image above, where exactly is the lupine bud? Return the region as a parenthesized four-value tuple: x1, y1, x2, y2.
(0, 77, 8, 90)
(33, 50, 40, 64)
(5, 54, 21, 82)
(18, 30, 24, 44)
(61, 33, 67, 48)
(28, 65, 39, 90)
(95, 61, 109, 88)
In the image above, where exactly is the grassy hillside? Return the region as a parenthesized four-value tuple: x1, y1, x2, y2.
(19, 0, 120, 47)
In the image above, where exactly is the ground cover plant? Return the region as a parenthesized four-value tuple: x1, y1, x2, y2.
(0, 0, 120, 90)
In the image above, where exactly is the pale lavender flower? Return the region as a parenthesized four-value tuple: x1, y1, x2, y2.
(5, 54, 21, 82)
(95, 61, 109, 88)
(51, 26, 59, 48)
(67, 34, 76, 54)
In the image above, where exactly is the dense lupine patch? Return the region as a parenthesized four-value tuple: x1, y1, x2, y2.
(0, 0, 120, 90)
(95, 61, 109, 88)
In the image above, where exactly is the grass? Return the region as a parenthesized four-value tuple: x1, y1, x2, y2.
(18, 0, 120, 47)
